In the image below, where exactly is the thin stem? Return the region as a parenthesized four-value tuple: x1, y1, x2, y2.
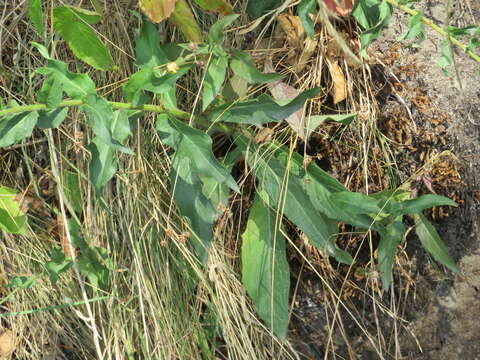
(386, 0, 480, 64)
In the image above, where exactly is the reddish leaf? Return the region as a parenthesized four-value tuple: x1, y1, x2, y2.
(323, 0, 355, 16)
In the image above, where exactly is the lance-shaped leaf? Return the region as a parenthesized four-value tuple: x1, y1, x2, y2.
(389, 194, 457, 217)
(171, 156, 218, 262)
(53, 6, 116, 70)
(135, 19, 169, 67)
(242, 191, 290, 339)
(230, 50, 283, 84)
(377, 219, 405, 290)
(208, 14, 239, 44)
(246, 0, 282, 19)
(242, 141, 352, 264)
(170, 0, 203, 43)
(304, 113, 355, 139)
(88, 110, 133, 194)
(298, 0, 316, 40)
(139, 0, 177, 23)
(156, 114, 239, 192)
(28, 0, 44, 36)
(210, 88, 320, 126)
(0, 187, 28, 235)
(38, 107, 68, 129)
(414, 213, 459, 273)
(193, 0, 234, 15)
(0, 111, 38, 147)
(203, 54, 228, 111)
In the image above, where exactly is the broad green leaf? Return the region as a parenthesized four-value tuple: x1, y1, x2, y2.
(242, 191, 290, 339)
(62, 170, 84, 215)
(53, 6, 116, 70)
(389, 194, 457, 217)
(37, 107, 68, 129)
(246, 0, 282, 19)
(81, 95, 132, 154)
(230, 50, 283, 84)
(38, 75, 63, 108)
(377, 220, 405, 290)
(88, 110, 132, 194)
(298, 0, 316, 40)
(139, 0, 177, 23)
(0, 187, 28, 235)
(171, 155, 218, 262)
(63, 6, 103, 24)
(0, 111, 38, 147)
(28, 0, 44, 36)
(208, 14, 239, 44)
(210, 88, 320, 126)
(45, 247, 73, 284)
(222, 74, 248, 100)
(242, 142, 352, 264)
(157, 114, 239, 192)
(135, 19, 169, 67)
(123, 66, 191, 106)
(331, 191, 382, 214)
(414, 213, 459, 272)
(170, 0, 203, 43)
(305, 113, 355, 139)
(193, 0, 234, 15)
(352, 0, 392, 57)
(203, 54, 228, 111)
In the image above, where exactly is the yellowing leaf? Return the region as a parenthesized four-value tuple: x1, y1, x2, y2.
(169, 0, 203, 42)
(139, 0, 178, 23)
(192, 0, 234, 15)
(327, 60, 347, 104)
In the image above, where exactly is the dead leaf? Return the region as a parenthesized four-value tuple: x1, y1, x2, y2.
(254, 128, 275, 144)
(266, 62, 307, 140)
(295, 37, 318, 73)
(327, 60, 347, 104)
(0, 330, 15, 359)
(139, 0, 177, 23)
(323, 0, 355, 16)
(277, 14, 304, 49)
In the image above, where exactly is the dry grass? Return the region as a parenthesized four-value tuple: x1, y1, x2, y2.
(0, 0, 434, 359)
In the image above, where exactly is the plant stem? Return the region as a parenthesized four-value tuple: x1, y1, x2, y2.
(386, 0, 480, 64)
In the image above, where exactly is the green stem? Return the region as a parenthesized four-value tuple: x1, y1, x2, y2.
(386, 0, 480, 64)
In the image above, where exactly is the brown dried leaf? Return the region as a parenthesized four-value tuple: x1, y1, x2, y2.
(139, 0, 177, 23)
(276, 14, 304, 49)
(0, 330, 15, 359)
(327, 60, 347, 104)
(295, 37, 318, 73)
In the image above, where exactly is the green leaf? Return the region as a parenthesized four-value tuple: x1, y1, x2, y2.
(0, 111, 38, 147)
(157, 114, 239, 192)
(28, 0, 45, 36)
(389, 194, 457, 217)
(305, 113, 356, 139)
(230, 50, 283, 84)
(169, 0, 204, 43)
(241, 191, 290, 339)
(352, 0, 392, 57)
(88, 110, 132, 194)
(123, 66, 191, 106)
(397, 12, 425, 47)
(0, 187, 28, 235)
(135, 19, 169, 67)
(210, 88, 320, 126)
(38, 76, 64, 108)
(171, 155, 218, 262)
(298, 0, 316, 40)
(45, 247, 73, 285)
(437, 40, 454, 76)
(53, 6, 116, 70)
(377, 220, 405, 290)
(203, 54, 228, 111)
(208, 14, 239, 44)
(9, 276, 36, 289)
(81, 95, 132, 154)
(193, 0, 234, 15)
(242, 142, 352, 264)
(37, 107, 68, 129)
(246, 0, 282, 19)
(414, 213, 459, 272)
